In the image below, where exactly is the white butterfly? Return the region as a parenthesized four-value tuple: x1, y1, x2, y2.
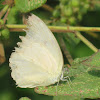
(9, 14, 64, 88)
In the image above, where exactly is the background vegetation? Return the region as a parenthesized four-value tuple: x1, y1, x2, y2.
(0, 0, 100, 100)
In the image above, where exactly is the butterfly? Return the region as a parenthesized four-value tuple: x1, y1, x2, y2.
(9, 14, 64, 88)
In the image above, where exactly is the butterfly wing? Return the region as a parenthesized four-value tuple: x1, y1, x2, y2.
(9, 14, 63, 88)
(27, 14, 63, 71)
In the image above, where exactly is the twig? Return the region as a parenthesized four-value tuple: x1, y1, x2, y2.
(58, 36, 73, 65)
(6, 24, 27, 29)
(75, 31, 98, 52)
(49, 26, 100, 32)
(5, 25, 100, 32)
(42, 4, 53, 12)
(0, 5, 9, 19)
(22, 14, 27, 24)
(0, 41, 6, 65)
(3, 7, 11, 23)
(9, 28, 25, 32)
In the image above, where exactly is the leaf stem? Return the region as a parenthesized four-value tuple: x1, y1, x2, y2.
(42, 4, 53, 12)
(58, 36, 73, 65)
(6, 24, 27, 29)
(49, 26, 100, 32)
(0, 41, 6, 65)
(0, 5, 9, 19)
(3, 7, 11, 23)
(5, 25, 100, 32)
(75, 32, 98, 52)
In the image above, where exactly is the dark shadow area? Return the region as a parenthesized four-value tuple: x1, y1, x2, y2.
(88, 70, 100, 77)
(81, 11, 100, 27)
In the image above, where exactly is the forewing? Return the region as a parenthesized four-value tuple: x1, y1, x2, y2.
(27, 14, 63, 72)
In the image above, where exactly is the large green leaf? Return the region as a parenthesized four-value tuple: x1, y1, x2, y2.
(53, 96, 84, 100)
(82, 50, 100, 69)
(35, 72, 100, 98)
(69, 50, 100, 76)
(35, 51, 100, 98)
(14, 0, 47, 13)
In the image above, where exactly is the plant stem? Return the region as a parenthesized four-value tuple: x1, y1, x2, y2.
(49, 26, 100, 32)
(42, 4, 53, 12)
(75, 32, 98, 52)
(5, 25, 100, 32)
(0, 41, 6, 65)
(58, 36, 73, 65)
(6, 24, 27, 29)
(22, 14, 27, 24)
(0, 5, 9, 19)
(3, 7, 11, 23)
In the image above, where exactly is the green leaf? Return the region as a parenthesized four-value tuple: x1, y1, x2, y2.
(35, 72, 100, 98)
(35, 51, 100, 98)
(19, 97, 31, 100)
(69, 50, 100, 76)
(53, 95, 84, 100)
(7, 7, 18, 24)
(82, 50, 100, 70)
(14, 0, 47, 13)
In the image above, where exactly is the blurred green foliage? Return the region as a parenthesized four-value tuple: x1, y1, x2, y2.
(0, 0, 100, 100)
(53, 0, 93, 25)
(0, 0, 5, 9)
